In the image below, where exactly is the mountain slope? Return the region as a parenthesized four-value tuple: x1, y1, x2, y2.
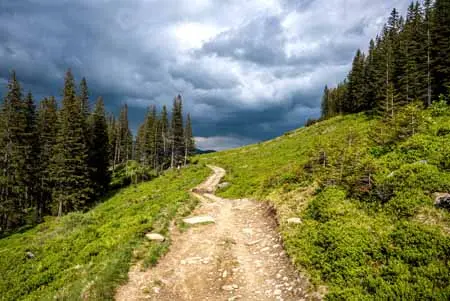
(201, 103, 450, 299)
(0, 165, 209, 301)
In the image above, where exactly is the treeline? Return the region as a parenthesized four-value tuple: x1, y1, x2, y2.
(133, 94, 195, 172)
(0, 70, 195, 232)
(321, 0, 450, 119)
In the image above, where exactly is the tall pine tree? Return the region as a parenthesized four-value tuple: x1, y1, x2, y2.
(51, 69, 92, 216)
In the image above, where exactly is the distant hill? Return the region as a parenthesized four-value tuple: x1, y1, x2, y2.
(195, 149, 216, 154)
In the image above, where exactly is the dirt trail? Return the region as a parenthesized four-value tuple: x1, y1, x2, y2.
(116, 166, 315, 301)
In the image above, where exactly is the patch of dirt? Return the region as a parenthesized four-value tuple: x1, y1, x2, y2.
(115, 166, 319, 301)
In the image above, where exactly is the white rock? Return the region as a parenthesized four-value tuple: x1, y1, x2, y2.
(222, 270, 228, 278)
(287, 217, 302, 224)
(242, 228, 253, 236)
(274, 289, 282, 295)
(145, 233, 165, 241)
(222, 285, 234, 291)
(183, 215, 215, 225)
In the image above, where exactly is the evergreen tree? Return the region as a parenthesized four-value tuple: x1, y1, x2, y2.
(22, 92, 40, 213)
(346, 49, 367, 112)
(321, 85, 329, 117)
(51, 69, 92, 216)
(0, 71, 27, 229)
(144, 106, 157, 168)
(431, 0, 450, 100)
(37, 97, 58, 219)
(114, 104, 132, 166)
(160, 105, 170, 165)
(184, 113, 195, 165)
(107, 114, 117, 168)
(79, 77, 90, 118)
(170, 95, 184, 168)
(88, 97, 110, 197)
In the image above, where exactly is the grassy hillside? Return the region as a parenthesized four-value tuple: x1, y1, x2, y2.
(201, 101, 450, 300)
(0, 164, 209, 301)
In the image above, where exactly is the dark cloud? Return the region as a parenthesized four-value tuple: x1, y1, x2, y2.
(0, 0, 411, 150)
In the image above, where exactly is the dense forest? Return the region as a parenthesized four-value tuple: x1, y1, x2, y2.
(320, 0, 450, 119)
(0, 70, 195, 233)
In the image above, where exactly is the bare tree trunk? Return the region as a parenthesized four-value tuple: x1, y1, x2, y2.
(58, 199, 63, 217)
(184, 139, 188, 166)
(170, 140, 175, 169)
(427, 26, 431, 106)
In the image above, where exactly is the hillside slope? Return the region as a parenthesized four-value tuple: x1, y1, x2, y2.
(0, 165, 209, 301)
(201, 102, 450, 300)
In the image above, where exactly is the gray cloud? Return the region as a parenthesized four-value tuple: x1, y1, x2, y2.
(0, 0, 411, 150)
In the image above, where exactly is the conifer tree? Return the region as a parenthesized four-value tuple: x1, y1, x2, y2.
(346, 49, 366, 112)
(23, 92, 40, 211)
(37, 97, 58, 219)
(51, 69, 92, 216)
(114, 104, 132, 165)
(184, 113, 195, 165)
(144, 106, 157, 168)
(321, 85, 329, 117)
(431, 0, 450, 100)
(88, 97, 110, 196)
(79, 77, 90, 118)
(160, 105, 170, 164)
(171, 95, 184, 168)
(107, 114, 117, 168)
(0, 71, 27, 229)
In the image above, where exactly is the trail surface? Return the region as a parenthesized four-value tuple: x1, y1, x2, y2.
(116, 166, 315, 301)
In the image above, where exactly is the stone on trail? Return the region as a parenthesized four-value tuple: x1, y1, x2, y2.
(183, 215, 215, 225)
(145, 233, 165, 241)
(286, 217, 302, 224)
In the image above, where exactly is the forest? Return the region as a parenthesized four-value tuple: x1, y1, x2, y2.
(0, 70, 195, 233)
(320, 0, 450, 119)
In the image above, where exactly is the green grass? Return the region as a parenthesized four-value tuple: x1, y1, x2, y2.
(0, 164, 209, 301)
(201, 102, 450, 300)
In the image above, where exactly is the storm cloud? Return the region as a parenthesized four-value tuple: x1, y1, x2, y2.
(0, 0, 410, 150)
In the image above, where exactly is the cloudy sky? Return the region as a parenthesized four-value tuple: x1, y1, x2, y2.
(0, 0, 410, 150)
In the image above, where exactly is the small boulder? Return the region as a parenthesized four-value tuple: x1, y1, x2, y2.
(287, 217, 302, 224)
(145, 233, 165, 242)
(183, 215, 215, 225)
(26, 251, 35, 259)
(218, 182, 230, 189)
(434, 193, 450, 210)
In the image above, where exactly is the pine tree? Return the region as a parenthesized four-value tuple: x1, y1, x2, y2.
(424, 0, 433, 105)
(22, 92, 40, 213)
(321, 85, 329, 118)
(79, 77, 90, 118)
(0, 71, 27, 229)
(346, 49, 366, 112)
(184, 113, 195, 165)
(431, 0, 450, 100)
(144, 106, 157, 168)
(160, 105, 170, 165)
(114, 104, 132, 166)
(88, 97, 110, 197)
(37, 97, 58, 219)
(51, 69, 92, 216)
(107, 114, 117, 168)
(170, 95, 184, 168)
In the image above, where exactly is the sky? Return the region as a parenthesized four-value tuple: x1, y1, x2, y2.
(0, 0, 411, 150)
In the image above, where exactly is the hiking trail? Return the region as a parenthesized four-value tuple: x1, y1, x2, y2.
(115, 165, 317, 301)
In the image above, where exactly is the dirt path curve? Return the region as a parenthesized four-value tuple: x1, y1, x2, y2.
(116, 166, 314, 301)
